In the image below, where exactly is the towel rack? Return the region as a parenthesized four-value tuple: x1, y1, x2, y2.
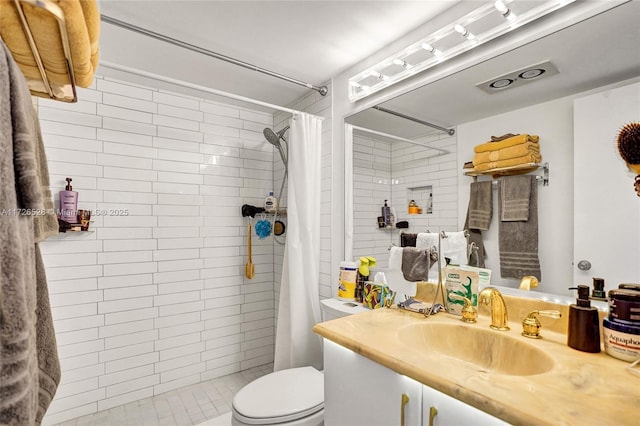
(464, 162, 549, 186)
(8, 0, 78, 102)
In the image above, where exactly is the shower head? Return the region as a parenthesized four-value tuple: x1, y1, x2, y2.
(263, 125, 290, 147)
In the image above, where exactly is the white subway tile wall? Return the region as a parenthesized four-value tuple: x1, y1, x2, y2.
(38, 76, 282, 425)
(352, 132, 458, 269)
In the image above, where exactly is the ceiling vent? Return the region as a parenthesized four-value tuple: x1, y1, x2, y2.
(476, 60, 559, 94)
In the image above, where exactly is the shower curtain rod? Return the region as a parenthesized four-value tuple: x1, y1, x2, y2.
(373, 105, 455, 136)
(99, 61, 325, 120)
(350, 124, 450, 154)
(101, 15, 328, 97)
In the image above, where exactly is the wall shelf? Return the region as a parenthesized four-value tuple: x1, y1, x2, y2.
(463, 162, 549, 186)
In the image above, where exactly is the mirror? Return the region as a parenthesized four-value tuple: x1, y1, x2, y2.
(345, 2, 640, 297)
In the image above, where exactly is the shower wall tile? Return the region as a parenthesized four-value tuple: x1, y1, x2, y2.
(39, 75, 276, 425)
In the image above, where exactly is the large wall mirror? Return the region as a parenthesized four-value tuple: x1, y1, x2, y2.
(344, 1, 640, 297)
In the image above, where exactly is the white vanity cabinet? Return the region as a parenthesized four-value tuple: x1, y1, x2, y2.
(323, 340, 423, 426)
(323, 339, 507, 426)
(422, 384, 508, 426)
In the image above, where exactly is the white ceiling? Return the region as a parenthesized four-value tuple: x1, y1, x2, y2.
(97, 0, 458, 106)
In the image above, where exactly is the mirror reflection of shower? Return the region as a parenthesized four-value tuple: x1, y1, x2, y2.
(263, 125, 289, 243)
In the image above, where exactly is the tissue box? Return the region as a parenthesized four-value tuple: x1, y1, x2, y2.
(363, 282, 392, 309)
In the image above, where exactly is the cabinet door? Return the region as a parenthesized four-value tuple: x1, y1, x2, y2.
(422, 385, 508, 425)
(324, 340, 422, 426)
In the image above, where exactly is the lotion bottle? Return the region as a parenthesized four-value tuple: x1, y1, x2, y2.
(381, 200, 391, 226)
(264, 191, 277, 213)
(567, 285, 601, 353)
(59, 177, 78, 222)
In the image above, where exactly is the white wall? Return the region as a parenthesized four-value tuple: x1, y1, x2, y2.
(456, 96, 575, 295)
(39, 75, 278, 424)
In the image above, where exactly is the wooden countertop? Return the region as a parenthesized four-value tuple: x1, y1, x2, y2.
(313, 295, 639, 425)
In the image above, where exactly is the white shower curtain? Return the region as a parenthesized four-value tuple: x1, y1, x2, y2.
(274, 112, 323, 371)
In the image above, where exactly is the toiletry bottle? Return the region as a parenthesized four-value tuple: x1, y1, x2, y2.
(265, 191, 277, 213)
(426, 192, 433, 214)
(567, 285, 601, 353)
(381, 200, 391, 226)
(59, 177, 78, 222)
(591, 277, 606, 300)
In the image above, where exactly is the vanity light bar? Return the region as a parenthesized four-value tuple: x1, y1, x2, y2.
(348, 0, 576, 102)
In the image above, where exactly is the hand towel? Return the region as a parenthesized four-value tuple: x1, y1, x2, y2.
(498, 175, 541, 280)
(473, 142, 540, 165)
(0, 39, 42, 426)
(32, 109, 58, 243)
(474, 134, 539, 153)
(0, 0, 100, 88)
(500, 175, 532, 221)
(442, 231, 468, 266)
(387, 247, 417, 296)
(34, 244, 61, 424)
(401, 248, 433, 282)
(416, 232, 438, 249)
(467, 181, 493, 230)
(400, 232, 417, 247)
(472, 152, 542, 172)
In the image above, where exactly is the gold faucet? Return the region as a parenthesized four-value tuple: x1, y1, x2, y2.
(478, 287, 510, 330)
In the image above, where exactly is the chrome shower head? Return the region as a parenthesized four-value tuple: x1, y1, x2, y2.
(263, 125, 290, 147)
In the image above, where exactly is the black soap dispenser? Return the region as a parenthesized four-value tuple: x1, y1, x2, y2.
(567, 285, 601, 353)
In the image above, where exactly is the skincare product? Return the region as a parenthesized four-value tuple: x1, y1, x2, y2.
(381, 200, 391, 226)
(602, 318, 640, 361)
(59, 177, 78, 222)
(607, 289, 640, 323)
(426, 193, 433, 214)
(567, 285, 601, 353)
(264, 192, 277, 213)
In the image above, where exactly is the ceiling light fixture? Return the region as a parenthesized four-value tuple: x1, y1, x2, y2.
(348, 0, 576, 102)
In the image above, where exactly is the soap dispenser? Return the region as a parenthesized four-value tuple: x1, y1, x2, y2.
(567, 285, 601, 353)
(59, 177, 78, 222)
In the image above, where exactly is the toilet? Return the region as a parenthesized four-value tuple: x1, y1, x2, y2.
(230, 298, 367, 426)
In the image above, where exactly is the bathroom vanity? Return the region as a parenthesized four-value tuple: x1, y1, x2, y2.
(313, 294, 639, 425)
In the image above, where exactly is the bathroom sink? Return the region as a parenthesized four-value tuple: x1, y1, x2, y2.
(397, 322, 554, 376)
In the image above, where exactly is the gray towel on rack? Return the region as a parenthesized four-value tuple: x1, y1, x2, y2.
(401, 248, 433, 282)
(468, 181, 493, 230)
(498, 175, 541, 280)
(500, 175, 532, 221)
(400, 232, 417, 247)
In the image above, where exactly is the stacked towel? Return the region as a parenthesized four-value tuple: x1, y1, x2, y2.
(400, 232, 417, 247)
(0, 0, 100, 88)
(472, 134, 541, 171)
(498, 175, 541, 280)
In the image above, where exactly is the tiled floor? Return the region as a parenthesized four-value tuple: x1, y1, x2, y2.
(56, 364, 273, 426)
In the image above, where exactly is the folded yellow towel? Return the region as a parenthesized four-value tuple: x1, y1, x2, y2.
(473, 152, 542, 172)
(473, 142, 540, 166)
(0, 0, 100, 88)
(474, 134, 539, 153)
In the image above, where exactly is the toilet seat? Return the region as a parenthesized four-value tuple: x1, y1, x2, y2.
(231, 367, 324, 425)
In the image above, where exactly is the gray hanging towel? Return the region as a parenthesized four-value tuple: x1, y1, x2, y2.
(401, 248, 434, 282)
(498, 175, 541, 280)
(468, 181, 493, 230)
(501, 174, 532, 221)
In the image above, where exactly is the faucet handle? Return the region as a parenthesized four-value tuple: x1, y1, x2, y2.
(449, 294, 477, 323)
(521, 310, 561, 339)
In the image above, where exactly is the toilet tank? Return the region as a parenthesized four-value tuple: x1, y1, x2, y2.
(320, 298, 368, 321)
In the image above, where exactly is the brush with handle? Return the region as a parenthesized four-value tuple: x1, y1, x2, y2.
(617, 122, 640, 197)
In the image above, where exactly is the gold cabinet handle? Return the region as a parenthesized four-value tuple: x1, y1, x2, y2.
(428, 405, 438, 426)
(400, 393, 409, 426)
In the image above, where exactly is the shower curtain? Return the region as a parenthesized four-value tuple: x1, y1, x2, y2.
(274, 113, 323, 371)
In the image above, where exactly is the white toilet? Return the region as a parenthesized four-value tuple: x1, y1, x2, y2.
(230, 298, 367, 426)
